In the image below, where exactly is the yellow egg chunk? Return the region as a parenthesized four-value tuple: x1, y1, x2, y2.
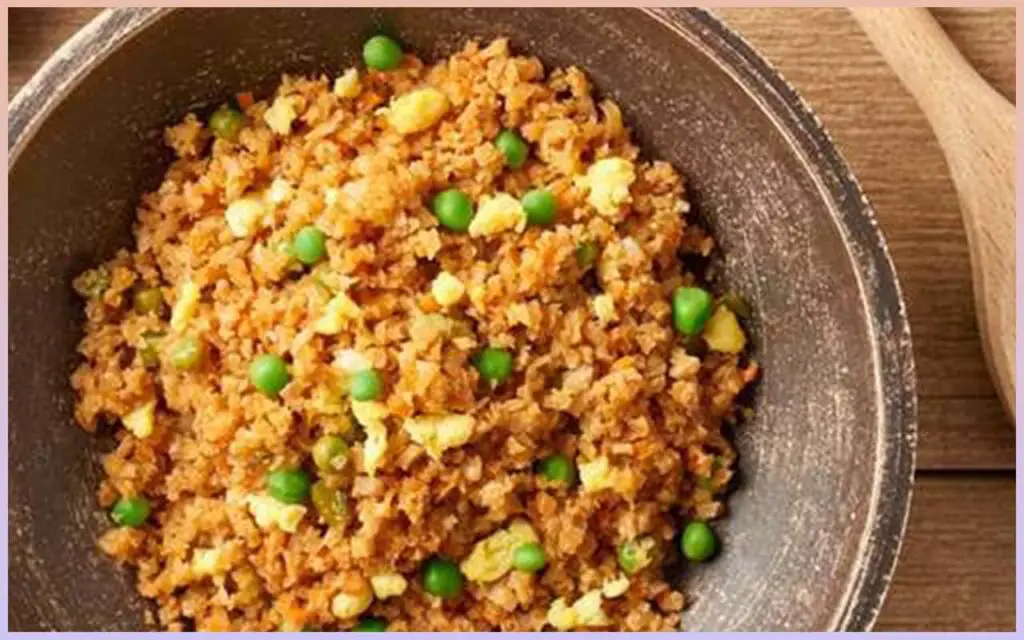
(264, 96, 299, 135)
(266, 178, 293, 205)
(333, 68, 361, 99)
(431, 271, 466, 307)
(387, 87, 450, 134)
(578, 456, 636, 496)
(352, 400, 390, 476)
(579, 157, 636, 218)
(246, 494, 307, 533)
(546, 590, 612, 630)
(191, 546, 230, 578)
(170, 281, 201, 330)
(573, 590, 611, 627)
(314, 292, 363, 335)
(334, 349, 372, 374)
(592, 294, 617, 325)
(331, 576, 374, 619)
(468, 193, 526, 237)
(546, 598, 577, 631)
(601, 574, 631, 598)
(702, 306, 747, 354)
(224, 196, 266, 238)
(122, 400, 156, 439)
(403, 414, 475, 460)
(370, 573, 408, 599)
(461, 519, 539, 583)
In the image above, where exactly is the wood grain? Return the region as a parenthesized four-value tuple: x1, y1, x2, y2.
(7, 8, 1016, 631)
(851, 7, 1015, 419)
(716, 7, 1015, 471)
(875, 474, 1015, 631)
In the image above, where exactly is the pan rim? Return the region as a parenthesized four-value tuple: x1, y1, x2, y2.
(8, 7, 917, 632)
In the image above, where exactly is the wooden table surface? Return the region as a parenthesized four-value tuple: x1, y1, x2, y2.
(9, 7, 1016, 631)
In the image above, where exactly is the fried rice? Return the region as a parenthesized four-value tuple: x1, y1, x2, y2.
(70, 37, 758, 632)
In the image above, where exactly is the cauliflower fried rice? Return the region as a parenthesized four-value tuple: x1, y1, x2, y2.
(70, 37, 758, 631)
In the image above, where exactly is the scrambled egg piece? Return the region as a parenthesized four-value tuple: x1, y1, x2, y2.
(387, 87, 450, 134)
(331, 575, 374, 619)
(370, 573, 408, 599)
(461, 520, 539, 583)
(468, 193, 527, 237)
(122, 400, 156, 439)
(578, 157, 636, 218)
(170, 280, 201, 330)
(352, 400, 389, 476)
(311, 379, 347, 417)
(702, 306, 747, 354)
(335, 349, 372, 374)
(333, 68, 361, 99)
(592, 294, 617, 325)
(578, 456, 635, 496)
(324, 179, 370, 216)
(246, 494, 307, 533)
(264, 96, 299, 135)
(408, 313, 454, 347)
(547, 590, 611, 630)
(601, 574, 631, 598)
(314, 292, 363, 335)
(403, 414, 475, 460)
(266, 178, 293, 205)
(191, 546, 231, 578)
(547, 599, 577, 631)
(431, 271, 465, 307)
(224, 196, 266, 238)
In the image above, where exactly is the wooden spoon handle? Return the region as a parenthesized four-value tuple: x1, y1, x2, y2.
(851, 7, 1016, 419)
(849, 8, 1006, 129)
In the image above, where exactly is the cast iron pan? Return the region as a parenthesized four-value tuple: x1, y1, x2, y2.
(8, 8, 917, 631)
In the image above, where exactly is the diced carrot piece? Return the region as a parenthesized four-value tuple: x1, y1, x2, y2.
(236, 92, 254, 110)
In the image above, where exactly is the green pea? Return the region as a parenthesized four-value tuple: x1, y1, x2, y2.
(76, 267, 110, 299)
(250, 353, 290, 396)
(139, 331, 165, 368)
(265, 468, 311, 504)
(111, 496, 151, 527)
(681, 521, 717, 562)
(170, 335, 205, 371)
(312, 435, 350, 472)
(421, 556, 464, 599)
(617, 541, 644, 575)
(672, 287, 713, 336)
(537, 453, 576, 486)
(575, 241, 598, 269)
(363, 35, 404, 71)
(495, 129, 529, 169)
(512, 542, 547, 573)
(310, 480, 347, 527)
(431, 189, 474, 232)
(349, 368, 384, 402)
(472, 347, 513, 386)
(209, 105, 246, 141)
(133, 287, 164, 314)
(291, 226, 327, 266)
(522, 189, 557, 226)
(610, 540, 651, 573)
(352, 617, 388, 632)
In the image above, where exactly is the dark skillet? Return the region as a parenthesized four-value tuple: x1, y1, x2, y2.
(8, 8, 916, 631)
